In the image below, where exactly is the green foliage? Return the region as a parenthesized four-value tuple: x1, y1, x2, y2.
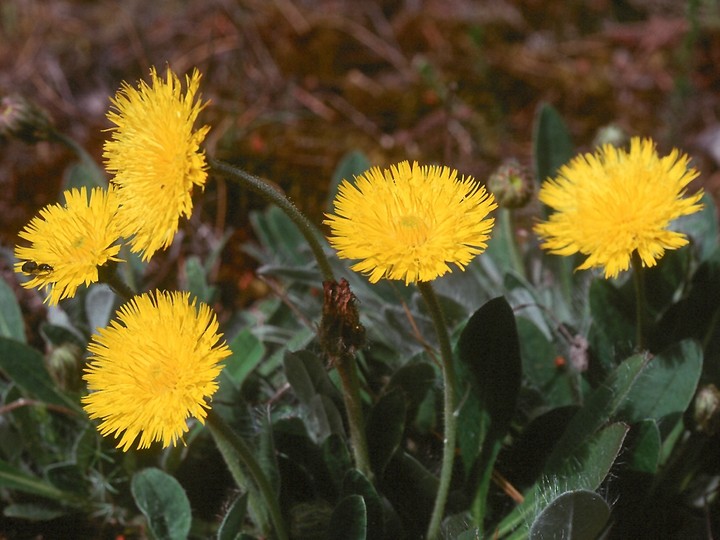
(2, 100, 719, 540)
(528, 489, 610, 540)
(131, 468, 192, 540)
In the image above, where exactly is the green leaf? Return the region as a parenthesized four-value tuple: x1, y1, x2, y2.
(326, 150, 371, 213)
(0, 276, 25, 343)
(328, 494, 367, 540)
(500, 406, 579, 491)
(283, 350, 342, 406)
(532, 103, 574, 183)
(498, 423, 628, 539)
(517, 317, 575, 408)
(222, 329, 266, 389)
(0, 459, 77, 503)
(627, 420, 661, 473)
(342, 469, 384, 540)
(85, 284, 115, 333)
(249, 206, 314, 268)
(588, 278, 636, 366)
(45, 462, 89, 496)
(308, 394, 346, 440)
(455, 297, 521, 472)
(386, 362, 436, 415)
(63, 159, 106, 191)
(0, 337, 81, 412)
(322, 433, 353, 494)
(382, 452, 437, 537)
(366, 390, 406, 478)
(455, 297, 521, 525)
(529, 489, 611, 540)
(674, 192, 719, 261)
(617, 340, 702, 422)
(652, 247, 720, 371)
(642, 247, 691, 317)
(3, 502, 66, 521)
(543, 354, 646, 475)
(217, 492, 248, 540)
(183, 256, 217, 305)
(131, 468, 191, 540)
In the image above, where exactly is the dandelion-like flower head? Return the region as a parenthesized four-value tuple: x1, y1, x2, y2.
(14, 186, 122, 305)
(82, 290, 230, 451)
(535, 137, 704, 278)
(325, 160, 497, 284)
(104, 66, 210, 260)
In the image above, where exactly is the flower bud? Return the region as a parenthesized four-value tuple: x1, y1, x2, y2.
(487, 159, 533, 209)
(46, 343, 83, 394)
(0, 94, 55, 143)
(592, 124, 629, 149)
(694, 384, 720, 435)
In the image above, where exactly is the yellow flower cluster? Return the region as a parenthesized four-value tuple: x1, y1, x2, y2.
(15, 66, 209, 305)
(13, 67, 222, 451)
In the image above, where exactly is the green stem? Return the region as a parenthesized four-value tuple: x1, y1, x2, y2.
(418, 281, 457, 540)
(209, 158, 335, 282)
(500, 208, 525, 279)
(206, 409, 289, 540)
(631, 251, 648, 350)
(335, 354, 373, 481)
(97, 264, 136, 302)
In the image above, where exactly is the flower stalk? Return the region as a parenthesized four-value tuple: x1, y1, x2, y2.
(209, 158, 335, 282)
(631, 251, 648, 350)
(418, 281, 457, 540)
(319, 279, 372, 480)
(206, 409, 289, 540)
(335, 353, 373, 480)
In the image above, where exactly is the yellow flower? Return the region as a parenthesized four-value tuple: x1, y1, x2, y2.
(104, 67, 210, 261)
(14, 187, 122, 305)
(325, 161, 497, 284)
(82, 290, 230, 451)
(535, 137, 704, 279)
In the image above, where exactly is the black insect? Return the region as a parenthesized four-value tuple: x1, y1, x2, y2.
(21, 261, 53, 275)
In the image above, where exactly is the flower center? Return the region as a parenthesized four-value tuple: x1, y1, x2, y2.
(397, 214, 429, 246)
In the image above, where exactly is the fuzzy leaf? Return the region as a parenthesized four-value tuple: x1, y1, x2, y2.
(0, 277, 25, 343)
(217, 492, 248, 540)
(529, 489, 611, 540)
(367, 390, 406, 478)
(533, 103, 575, 183)
(0, 337, 81, 412)
(342, 469, 384, 539)
(131, 468, 191, 540)
(328, 495, 367, 540)
(617, 340, 702, 422)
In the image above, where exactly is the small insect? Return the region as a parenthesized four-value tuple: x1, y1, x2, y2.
(21, 261, 53, 275)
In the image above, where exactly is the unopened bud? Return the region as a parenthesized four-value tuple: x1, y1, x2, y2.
(46, 343, 83, 393)
(0, 94, 55, 143)
(592, 124, 629, 149)
(694, 384, 720, 435)
(487, 159, 533, 209)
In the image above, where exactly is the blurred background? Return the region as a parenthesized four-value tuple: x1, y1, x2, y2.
(1, 0, 719, 309)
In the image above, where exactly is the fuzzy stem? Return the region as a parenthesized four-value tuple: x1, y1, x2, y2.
(97, 264, 136, 302)
(209, 158, 335, 282)
(500, 208, 525, 279)
(418, 281, 457, 540)
(335, 353, 373, 481)
(206, 409, 289, 540)
(631, 251, 648, 350)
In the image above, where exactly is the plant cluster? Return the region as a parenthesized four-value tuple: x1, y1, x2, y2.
(0, 66, 718, 539)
